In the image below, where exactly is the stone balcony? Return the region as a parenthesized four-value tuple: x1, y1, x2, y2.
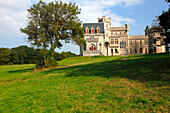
(83, 50, 101, 56)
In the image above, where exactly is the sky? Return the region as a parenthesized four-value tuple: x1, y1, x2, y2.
(0, 0, 169, 55)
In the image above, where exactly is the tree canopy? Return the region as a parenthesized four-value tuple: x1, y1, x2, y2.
(21, 0, 85, 68)
(0, 45, 78, 66)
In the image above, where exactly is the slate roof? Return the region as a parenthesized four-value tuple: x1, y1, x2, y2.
(83, 23, 104, 34)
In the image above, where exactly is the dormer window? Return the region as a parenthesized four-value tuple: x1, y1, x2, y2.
(97, 27, 100, 34)
(91, 27, 94, 34)
(86, 27, 89, 34)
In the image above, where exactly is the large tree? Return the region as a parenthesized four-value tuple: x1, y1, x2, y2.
(159, 8, 170, 52)
(165, 0, 170, 3)
(21, 0, 85, 68)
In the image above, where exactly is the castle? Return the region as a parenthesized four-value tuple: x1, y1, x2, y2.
(80, 16, 166, 56)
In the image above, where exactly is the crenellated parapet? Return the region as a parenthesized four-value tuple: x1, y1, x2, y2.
(110, 24, 129, 33)
(129, 35, 149, 39)
(110, 27, 126, 31)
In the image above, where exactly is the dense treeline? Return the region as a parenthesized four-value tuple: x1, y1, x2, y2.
(0, 45, 78, 66)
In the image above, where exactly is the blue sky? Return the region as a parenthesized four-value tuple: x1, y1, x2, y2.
(0, 0, 169, 54)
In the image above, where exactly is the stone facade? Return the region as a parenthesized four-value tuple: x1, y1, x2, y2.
(80, 16, 166, 56)
(145, 25, 166, 53)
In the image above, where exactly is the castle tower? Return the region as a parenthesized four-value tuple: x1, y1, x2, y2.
(125, 24, 130, 33)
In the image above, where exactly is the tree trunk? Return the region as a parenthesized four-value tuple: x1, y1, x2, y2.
(107, 46, 108, 56)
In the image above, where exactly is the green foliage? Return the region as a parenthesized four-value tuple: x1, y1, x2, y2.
(0, 45, 77, 67)
(159, 8, 170, 52)
(0, 48, 11, 65)
(0, 53, 169, 112)
(10, 46, 35, 64)
(20, 0, 84, 68)
(34, 49, 45, 69)
(47, 57, 58, 68)
(165, 0, 170, 3)
(10, 49, 19, 64)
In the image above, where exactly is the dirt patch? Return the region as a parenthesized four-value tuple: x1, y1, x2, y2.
(41, 74, 57, 79)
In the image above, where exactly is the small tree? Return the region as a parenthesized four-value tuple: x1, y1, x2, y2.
(105, 41, 110, 56)
(21, 0, 84, 69)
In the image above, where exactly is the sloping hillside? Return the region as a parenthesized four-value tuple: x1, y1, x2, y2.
(0, 53, 169, 112)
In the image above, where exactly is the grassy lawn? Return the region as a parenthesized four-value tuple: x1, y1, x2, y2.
(0, 53, 169, 112)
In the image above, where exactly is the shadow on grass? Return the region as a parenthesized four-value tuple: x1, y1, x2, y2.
(8, 68, 34, 73)
(41, 53, 170, 86)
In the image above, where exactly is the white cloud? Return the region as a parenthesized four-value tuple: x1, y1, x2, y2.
(0, 0, 31, 38)
(0, 0, 144, 52)
(74, 0, 141, 26)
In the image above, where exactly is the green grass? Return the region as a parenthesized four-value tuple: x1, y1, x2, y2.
(0, 53, 170, 112)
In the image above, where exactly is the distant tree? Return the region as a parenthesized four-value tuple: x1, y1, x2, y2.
(105, 41, 110, 56)
(10, 49, 19, 64)
(11, 46, 36, 64)
(0, 48, 11, 65)
(21, 0, 84, 69)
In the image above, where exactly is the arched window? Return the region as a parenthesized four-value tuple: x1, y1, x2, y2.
(115, 49, 118, 53)
(111, 49, 113, 56)
(140, 48, 143, 53)
(89, 44, 96, 51)
(91, 27, 94, 34)
(97, 27, 100, 34)
(86, 27, 89, 34)
(140, 40, 142, 45)
(145, 48, 147, 53)
(130, 48, 132, 53)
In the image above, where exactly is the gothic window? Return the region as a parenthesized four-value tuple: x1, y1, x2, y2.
(130, 48, 132, 53)
(145, 48, 147, 53)
(89, 44, 96, 51)
(140, 48, 143, 53)
(91, 27, 94, 34)
(129, 40, 132, 45)
(86, 27, 89, 34)
(140, 40, 142, 45)
(153, 39, 156, 44)
(120, 41, 126, 48)
(111, 49, 113, 56)
(111, 39, 114, 44)
(115, 49, 118, 53)
(115, 39, 118, 44)
(97, 27, 100, 34)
